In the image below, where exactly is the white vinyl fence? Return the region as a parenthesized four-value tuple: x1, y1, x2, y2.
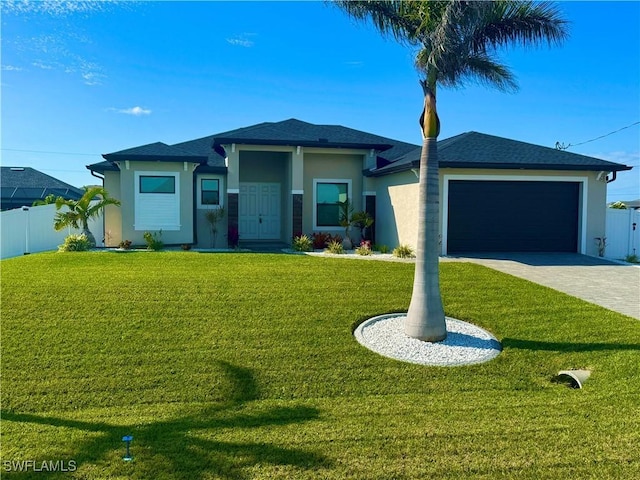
(1, 204, 104, 260)
(605, 208, 640, 260)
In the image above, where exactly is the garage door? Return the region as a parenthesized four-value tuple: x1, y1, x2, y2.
(447, 180, 579, 253)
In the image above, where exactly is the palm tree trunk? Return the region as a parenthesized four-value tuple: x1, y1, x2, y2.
(405, 84, 447, 342)
(82, 220, 96, 247)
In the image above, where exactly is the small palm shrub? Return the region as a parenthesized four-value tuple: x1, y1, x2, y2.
(373, 244, 389, 254)
(325, 240, 344, 254)
(58, 234, 92, 252)
(292, 234, 313, 252)
(118, 239, 132, 250)
(143, 231, 164, 251)
(392, 244, 415, 258)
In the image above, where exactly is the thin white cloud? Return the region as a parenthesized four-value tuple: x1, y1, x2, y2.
(1, 65, 23, 71)
(1, 1, 117, 16)
(226, 33, 257, 48)
(109, 106, 152, 116)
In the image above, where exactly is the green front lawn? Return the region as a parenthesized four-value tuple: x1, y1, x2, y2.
(1, 252, 639, 479)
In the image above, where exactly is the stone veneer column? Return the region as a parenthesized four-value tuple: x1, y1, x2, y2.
(292, 193, 303, 237)
(227, 192, 239, 245)
(365, 195, 376, 243)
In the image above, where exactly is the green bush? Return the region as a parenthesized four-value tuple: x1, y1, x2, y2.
(118, 239, 132, 250)
(325, 240, 344, 254)
(143, 231, 164, 251)
(625, 253, 639, 264)
(292, 234, 313, 252)
(373, 244, 389, 254)
(392, 244, 415, 258)
(58, 234, 92, 252)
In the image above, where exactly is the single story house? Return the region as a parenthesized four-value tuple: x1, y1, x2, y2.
(0, 167, 84, 211)
(87, 118, 632, 256)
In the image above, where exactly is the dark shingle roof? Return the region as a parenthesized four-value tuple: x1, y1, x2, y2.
(212, 118, 408, 151)
(367, 131, 633, 176)
(0, 167, 84, 210)
(90, 119, 418, 174)
(102, 142, 208, 162)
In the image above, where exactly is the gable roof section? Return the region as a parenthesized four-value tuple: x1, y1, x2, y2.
(367, 131, 633, 176)
(90, 119, 418, 174)
(212, 118, 402, 151)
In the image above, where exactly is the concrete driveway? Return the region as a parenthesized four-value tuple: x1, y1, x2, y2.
(442, 253, 640, 319)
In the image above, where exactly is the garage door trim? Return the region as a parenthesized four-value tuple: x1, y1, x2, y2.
(442, 174, 588, 255)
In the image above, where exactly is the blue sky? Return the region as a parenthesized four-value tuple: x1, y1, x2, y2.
(2, 0, 639, 202)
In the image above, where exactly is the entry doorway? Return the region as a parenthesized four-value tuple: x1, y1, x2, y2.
(238, 183, 281, 240)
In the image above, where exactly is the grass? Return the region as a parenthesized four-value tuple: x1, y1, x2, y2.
(1, 251, 639, 479)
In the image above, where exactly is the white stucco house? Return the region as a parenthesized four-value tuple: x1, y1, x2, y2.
(87, 119, 632, 256)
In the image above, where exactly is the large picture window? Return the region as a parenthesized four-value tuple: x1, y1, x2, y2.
(201, 179, 220, 205)
(134, 171, 180, 231)
(315, 181, 349, 227)
(140, 175, 175, 194)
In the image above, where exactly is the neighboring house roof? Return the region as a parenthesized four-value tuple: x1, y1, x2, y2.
(0, 166, 84, 210)
(367, 131, 633, 176)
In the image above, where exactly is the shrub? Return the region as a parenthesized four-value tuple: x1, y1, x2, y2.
(58, 234, 92, 252)
(325, 240, 344, 254)
(373, 244, 389, 254)
(118, 239, 132, 250)
(181, 244, 192, 251)
(143, 231, 164, 251)
(312, 232, 332, 249)
(625, 254, 639, 264)
(355, 240, 372, 256)
(292, 234, 313, 252)
(392, 244, 415, 258)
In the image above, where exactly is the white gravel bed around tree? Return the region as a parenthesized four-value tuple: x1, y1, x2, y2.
(354, 314, 502, 366)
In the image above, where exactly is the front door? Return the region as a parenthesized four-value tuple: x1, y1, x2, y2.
(239, 183, 281, 240)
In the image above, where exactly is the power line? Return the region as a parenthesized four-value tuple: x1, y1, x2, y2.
(556, 121, 640, 150)
(1, 148, 100, 156)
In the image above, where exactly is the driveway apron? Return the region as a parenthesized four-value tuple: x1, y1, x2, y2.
(442, 253, 640, 319)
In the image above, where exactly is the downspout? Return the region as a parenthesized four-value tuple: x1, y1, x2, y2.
(90, 169, 106, 247)
(606, 171, 617, 183)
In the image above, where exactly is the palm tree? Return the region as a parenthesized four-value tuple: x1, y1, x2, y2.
(54, 186, 121, 247)
(336, 0, 568, 341)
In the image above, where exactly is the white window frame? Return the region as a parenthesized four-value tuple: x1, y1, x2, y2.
(313, 178, 352, 231)
(134, 171, 181, 231)
(197, 175, 225, 209)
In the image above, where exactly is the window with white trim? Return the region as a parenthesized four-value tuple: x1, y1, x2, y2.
(314, 179, 351, 229)
(197, 175, 224, 209)
(134, 171, 180, 231)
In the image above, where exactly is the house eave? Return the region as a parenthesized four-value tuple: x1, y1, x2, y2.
(366, 161, 633, 177)
(102, 153, 208, 163)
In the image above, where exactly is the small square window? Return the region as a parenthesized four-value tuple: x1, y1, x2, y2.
(201, 179, 220, 205)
